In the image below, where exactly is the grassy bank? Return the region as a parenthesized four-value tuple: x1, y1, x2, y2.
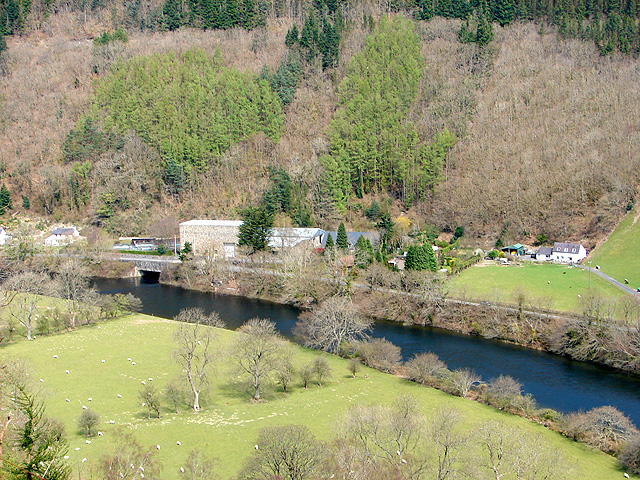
(589, 208, 640, 289)
(449, 262, 624, 313)
(0, 315, 628, 479)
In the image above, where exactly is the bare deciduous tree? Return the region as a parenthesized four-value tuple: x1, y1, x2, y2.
(231, 318, 287, 400)
(429, 407, 467, 480)
(338, 395, 429, 480)
(139, 384, 161, 419)
(179, 449, 219, 480)
(478, 421, 566, 480)
(4, 271, 52, 340)
(238, 425, 323, 480)
(446, 368, 480, 398)
(54, 260, 92, 329)
(99, 428, 162, 480)
(563, 406, 638, 451)
(173, 308, 224, 411)
(294, 296, 373, 354)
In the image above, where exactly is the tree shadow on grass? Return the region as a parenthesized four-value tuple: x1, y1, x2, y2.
(216, 380, 284, 403)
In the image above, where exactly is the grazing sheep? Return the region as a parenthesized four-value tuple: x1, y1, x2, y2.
(86, 440, 91, 444)
(88, 398, 92, 401)
(176, 441, 181, 446)
(180, 468, 185, 473)
(132, 362, 136, 366)
(65, 398, 70, 402)
(63, 456, 69, 460)
(40, 379, 44, 383)
(148, 378, 153, 381)
(141, 381, 146, 385)
(117, 394, 122, 398)
(101, 360, 105, 363)
(127, 358, 132, 361)
(82, 458, 87, 463)
(109, 420, 115, 424)
(156, 445, 160, 450)
(53, 355, 58, 358)
(65, 370, 70, 374)
(98, 431, 103, 436)
(82, 405, 87, 410)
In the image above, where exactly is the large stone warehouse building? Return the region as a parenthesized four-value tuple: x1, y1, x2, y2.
(179, 220, 243, 258)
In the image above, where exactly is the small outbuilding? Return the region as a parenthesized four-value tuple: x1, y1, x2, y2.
(501, 243, 526, 256)
(534, 246, 553, 262)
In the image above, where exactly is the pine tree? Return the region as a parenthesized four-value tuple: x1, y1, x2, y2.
(494, 0, 514, 25)
(323, 231, 335, 257)
(285, 24, 299, 46)
(415, 0, 434, 20)
(320, 21, 339, 70)
(22, 195, 29, 209)
(238, 206, 273, 253)
(0, 184, 11, 210)
(163, 0, 182, 31)
(336, 222, 349, 250)
(424, 243, 437, 272)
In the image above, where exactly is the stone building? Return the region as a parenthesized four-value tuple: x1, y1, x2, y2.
(179, 220, 243, 258)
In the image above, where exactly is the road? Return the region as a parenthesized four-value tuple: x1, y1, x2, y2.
(576, 265, 638, 295)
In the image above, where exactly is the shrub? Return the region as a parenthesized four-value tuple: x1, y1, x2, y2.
(619, 435, 640, 474)
(356, 338, 402, 373)
(563, 406, 638, 452)
(78, 409, 100, 437)
(405, 352, 448, 385)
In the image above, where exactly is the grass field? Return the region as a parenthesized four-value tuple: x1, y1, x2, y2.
(0, 315, 630, 479)
(589, 208, 640, 289)
(449, 262, 625, 313)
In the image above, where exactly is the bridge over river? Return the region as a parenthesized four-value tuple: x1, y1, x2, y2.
(117, 254, 181, 275)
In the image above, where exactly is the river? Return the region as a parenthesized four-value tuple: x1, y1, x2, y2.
(94, 276, 640, 425)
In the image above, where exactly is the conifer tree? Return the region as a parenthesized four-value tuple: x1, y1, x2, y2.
(336, 222, 349, 250)
(285, 24, 299, 46)
(0, 184, 11, 210)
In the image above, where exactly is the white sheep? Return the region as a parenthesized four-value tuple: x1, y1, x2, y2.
(176, 441, 181, 446)
(40, 379, 44, 383)
(132, 362, 136, 366)
(98, 431, 103, 436)
(156, 445, 160, 450)
(101, 360, 105, 363)
(82, 405, 87, 410)
(88, 398, 92, 401)
(82, 458, 87, 463)
(141, 381, 146, 385)
(148, 378, 153, 381)
(63, 456, 69, 460)
(117, 394, 122, 398)
(65, 398, 70, 402)
(86, 440, 91, 444)
(180, 468, 185, 473)
(109, 420, 115, 424)
(127, 358, 132, 361)
(53, 355, 58, 358)
(65, 370, 70, 374)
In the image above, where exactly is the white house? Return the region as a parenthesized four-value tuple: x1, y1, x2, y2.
(0, 226, 9, 246)
(44, 226, 81, 247)
(550, 242, 587, 264)
(534, 246, 553, 262)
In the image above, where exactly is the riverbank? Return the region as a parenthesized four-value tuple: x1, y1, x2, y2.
(149, 257, 640, 379)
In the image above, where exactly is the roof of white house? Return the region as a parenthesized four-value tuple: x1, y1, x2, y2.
(180, 220, 243, 227)
(552, 242, 584, 253)
(52, 227, 78, 236)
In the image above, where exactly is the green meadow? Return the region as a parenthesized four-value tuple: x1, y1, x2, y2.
(589, 208, 640, 289)
(0, 315, 629, 479)
(449, 262, 625, 313)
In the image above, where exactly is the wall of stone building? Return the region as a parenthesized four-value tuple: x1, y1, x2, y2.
(179, 225, 240, 256)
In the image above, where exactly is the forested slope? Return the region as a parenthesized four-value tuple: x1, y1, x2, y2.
(0, 4, 639, 245)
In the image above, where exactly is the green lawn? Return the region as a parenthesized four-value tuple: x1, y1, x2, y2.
(0, 315, 628, 479)
(589, 208, 640, 288)
(449, 262, 625, 313)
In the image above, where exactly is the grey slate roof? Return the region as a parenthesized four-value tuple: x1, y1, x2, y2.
(552, 242, 582, 253)
(536, 247, 553, 256)
(52, 227, 77, 236)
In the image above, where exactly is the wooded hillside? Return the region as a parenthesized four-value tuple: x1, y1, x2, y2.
(0, 6, 638, 246)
